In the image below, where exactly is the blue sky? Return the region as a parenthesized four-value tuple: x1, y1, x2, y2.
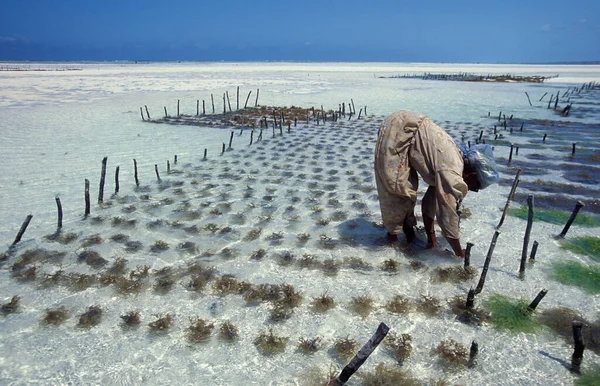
(1, 0, 598, 63)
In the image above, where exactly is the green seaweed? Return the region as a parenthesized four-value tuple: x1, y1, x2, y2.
(575, 365, 600, 386)
(483, 293, 541, 333)
(552, 261, 600, 294)
(508, 205, 600, 227)
(560, 236, 600, 262)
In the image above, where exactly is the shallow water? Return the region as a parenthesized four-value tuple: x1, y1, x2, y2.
(1, 62, 599, 385)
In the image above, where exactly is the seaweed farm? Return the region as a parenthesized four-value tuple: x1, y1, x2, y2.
(1, 62, 599, 385)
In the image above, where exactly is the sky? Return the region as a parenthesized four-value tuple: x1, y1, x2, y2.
(1, 0, 599, 63)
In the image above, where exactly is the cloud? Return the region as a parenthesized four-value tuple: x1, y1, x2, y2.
(0, 35, 29, 44)
(541, 24, 551, 32)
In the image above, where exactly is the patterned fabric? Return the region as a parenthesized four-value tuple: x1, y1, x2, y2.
(374, 111, 468, 239)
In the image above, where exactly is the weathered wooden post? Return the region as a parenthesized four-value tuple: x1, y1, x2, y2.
(244, 91, 252, 109)
(236, 86, 239, 110)
(223, 94, 226, 114)
(177, 99, 180, 117)
(572, 143, 576, 156)
(164, 106, 168, 118)
(145, 105, 151, 120)
(527, 289, 547, 312)
(55, 197, 63, 230)
(467, 341, 479, 368)
(358, 108, 363, 119)
(226, 91, 232, 112)
(542, 134, 547, 143)
(497, 168, 522, 229)
(12, 215, 33, 246)
(255, 88, 259, 107)
(114, 166, 120, 194)
(570, 321, 585, 374)
(174, 155, 177, 164)
(203, 149, 207, 160)
(229, 131, 234, 148)
(475, 230, 500, 294)
(464, 242, 474, 268)
(140, 107, 145, 121)
(529, 240, 539, 260)
(539, 92, 547, 101)
(98, 157, 107, 204)
(507, 144, 514, 165)
(196, 100, 199, 116)
(203, 100, 206, 115)
(84, 179, 90, 217)
(154, 164, 161, 182)
(133, 159, 139, 187)
(520, 122, 524, 132)
(211, 94, 215, 114)
(167, 160, 170, 174)
(465, 287, 475, 309)
(519, 194, 534, 278)
(558, 201, 584, 238)
(333, 322, 390, 385)
(525, 92, 532, 106)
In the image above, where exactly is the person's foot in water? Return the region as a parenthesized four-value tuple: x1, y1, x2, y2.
(386, 232, 398, 243)
(402, 221, 416, 243)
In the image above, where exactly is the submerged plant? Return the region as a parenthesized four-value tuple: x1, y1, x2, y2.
(1, 295, 20, 315)
(219, 321, 239, 342)
(483, 293, 541, 333)
(560, 236, 600, 262)
(298, 337, 322, 354)
(332, 337, 358, 361)
(120, 311, 141, 327)
(187, 318, 214, 343)
(384, 332, 413, 363)
(77, 250, 108, 269)
(321, 258, 340, 276)
(432, 265, 477, 283)
(416, 295, 443, 316)
(254, 329, 289, 355)
(250, 248, 267, 260)
(243, 228, 263, 241)
(385, 295, 412, 314)
(148, 314, 174, 332)
(435, 339, 469, 367)
(150, 240, 169, 253)
(79, 234, 103, 248)
(358, 363, 420, 386)
(508, 205, 600, 227)
(78, 306, 102, 328)
(350, 296, 374, 319)
(552, 261, 600, 294)
(41, 306, 69, 325)
(381, 259, 399, 273)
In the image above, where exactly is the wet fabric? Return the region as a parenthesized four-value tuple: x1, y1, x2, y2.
(374, 111, 468, 239)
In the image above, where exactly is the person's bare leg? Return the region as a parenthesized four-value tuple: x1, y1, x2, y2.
(423, 213, 438, 248)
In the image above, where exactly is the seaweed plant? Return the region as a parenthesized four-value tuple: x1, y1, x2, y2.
(130, 265, 150, 279)
(350, 295, 374, 319)
(435, 339, 469, 367)
(1, 296, 20, 315)
(552, 261, 600, 294)
(66, 273, 97, 291)
(244, 228, 263, 241)
(11, 266, 36, 282)
(416, 295, 443, 316)
(432, 265, 477, 283)
(77, 250, 108, 269)
(107, 257, 128, 275)
(39, 270, 66, 288)
(148, 314, 174, 332)
(298, 337, 322, 354)
(124, 240, 144, 253)
(297, 233, 311, 244)
(449, 296, 489, 326)
(219, 321, 239, 342)
(508, 205, 600, 227)
(254, 329, 289, 355)
(538, 307, 600, 355)
(187, 318, 214, 343)
(250, 248, 267, 260)
(380, 259, 399, 273)
(298, 254, 319, 269)
(115, 277, 145, 295)
(276, 251, 296, 266)
(483, 293, 541, 332)
(79, 234, 103, 248)
(78, 306, 102, 328)
(150, 240, 169, 253)
(45, 232, 78, 244)
(322, 258, 340, 276)
(575, 365, 600, 386)
(270, 302, 294, 322)
(384, 332, 413, 363)
(344, 256, 372, 271)
(332, 336, 358, 361)
(358, 363, 420, 386)
(212, 275, 242, 296)
(153, 274, 175, 294)
(385, 295, 412, 314)
(560, 236, 600, 261)
(120, 311, 141, 327)
(41, 306, 69, 325)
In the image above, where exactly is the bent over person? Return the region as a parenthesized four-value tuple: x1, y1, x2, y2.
(374, 110, 498, 257)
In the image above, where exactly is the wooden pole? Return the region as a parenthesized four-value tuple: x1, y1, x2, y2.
(140, 107, 145, 121)
(164, 107, 168, 118)
(350, 99, 355, 114)
(250, 130, 254, 145)
(145, 105, 151, 120)
(12, 214, 33, 246)
(507, 144, 514, 165)
(558, 201, 584, 238)
(244, 91, 252, 109)
(334, 322, 390, 385)
(154, 164, 161, 182)
(226, 91, 232, 112)
(133, 159, 139, 187)
(204, 149, 207, 160)
(358, 108, 362, 119)
(570, 321, 585, 374)
(222, 143, 225, 154)
(519, 195, 534, 277)
(167, 160, 170, 174)
(475, 230, 500, 294)
(539, 92, 547, 101)
(223, 94, 226, 114)
(203, 100, 205, 115)
(114, 166, 120, 195)
(497, 169, 522, 229)
(177, 99, 180, 117)
(465, 287, 475, 309)
(525, 92, 532, 106)
(229, 131, 234, 148)
(98, 157, 107, 204)
(197, 100, 199, 116)
(464, 242, 474, 268)
(255, 88, 259, 107)
(529, 240, 539, 260)
(84, 179, 90, 217)
(572, 143, 576, 156)
(236, 86, 239, 110)
(55, 197, 63, 230)
(527, 289, 547, 312)
(211, 94, 215, 114)
(554, 94, 559, 110)
(174, 155, 177, 164)
(467, 340, 479, 368)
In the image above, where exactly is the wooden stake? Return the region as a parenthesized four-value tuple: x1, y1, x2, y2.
(558, 201, 584, 238)
(140, 107, 145, 121)
(12, 214, 33, 246)
(467, 340, 479, 368)
(465, 287, 475, 309)
(98, 156, 107, 204)
(497, 168, 521, 228)
(507, 144, 514, 165)
(244, 91, 252, 109)
(196, 100, 199, 116)
(464, 242, 474, 267)
(527, 289, 547, 312)
(529, 240, 539, 260)
(133, 159, 139, 187)
(250, 130, 254, 145)
(114, 166, 120, 194)
(145, 105, 151, 120)
(539, 92, 547, 101)
(154, 164, 161, 182)
(226, 91, 232, 112)
(474, 230, 500, 294)
(203, 100, 205, 115)
(358, 108, 363, 119)
(255, 88, 259, 107)
(542, 134, 547, 143)
(572, 143, 576, 156)
(177, 99, 180, 117)
(223, 94, 226, 114)
(167, 160, 170, 174)
(520, 122, 524, 132)
(236, 86, 239, 110)
(211, 94, 215, 114)
(519, 195, 534, 277)
(204, 149, 207, 159)
(571, 321, 585, 374)
(525, 92, 532, 106)
(229, 131, 234, 148)
(164, 106, 168, 118)
(333, 322, 390, 385)
(55, 197, 63, 230)
(84, 179, 90, 217)
(174, 155, 177, 164)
